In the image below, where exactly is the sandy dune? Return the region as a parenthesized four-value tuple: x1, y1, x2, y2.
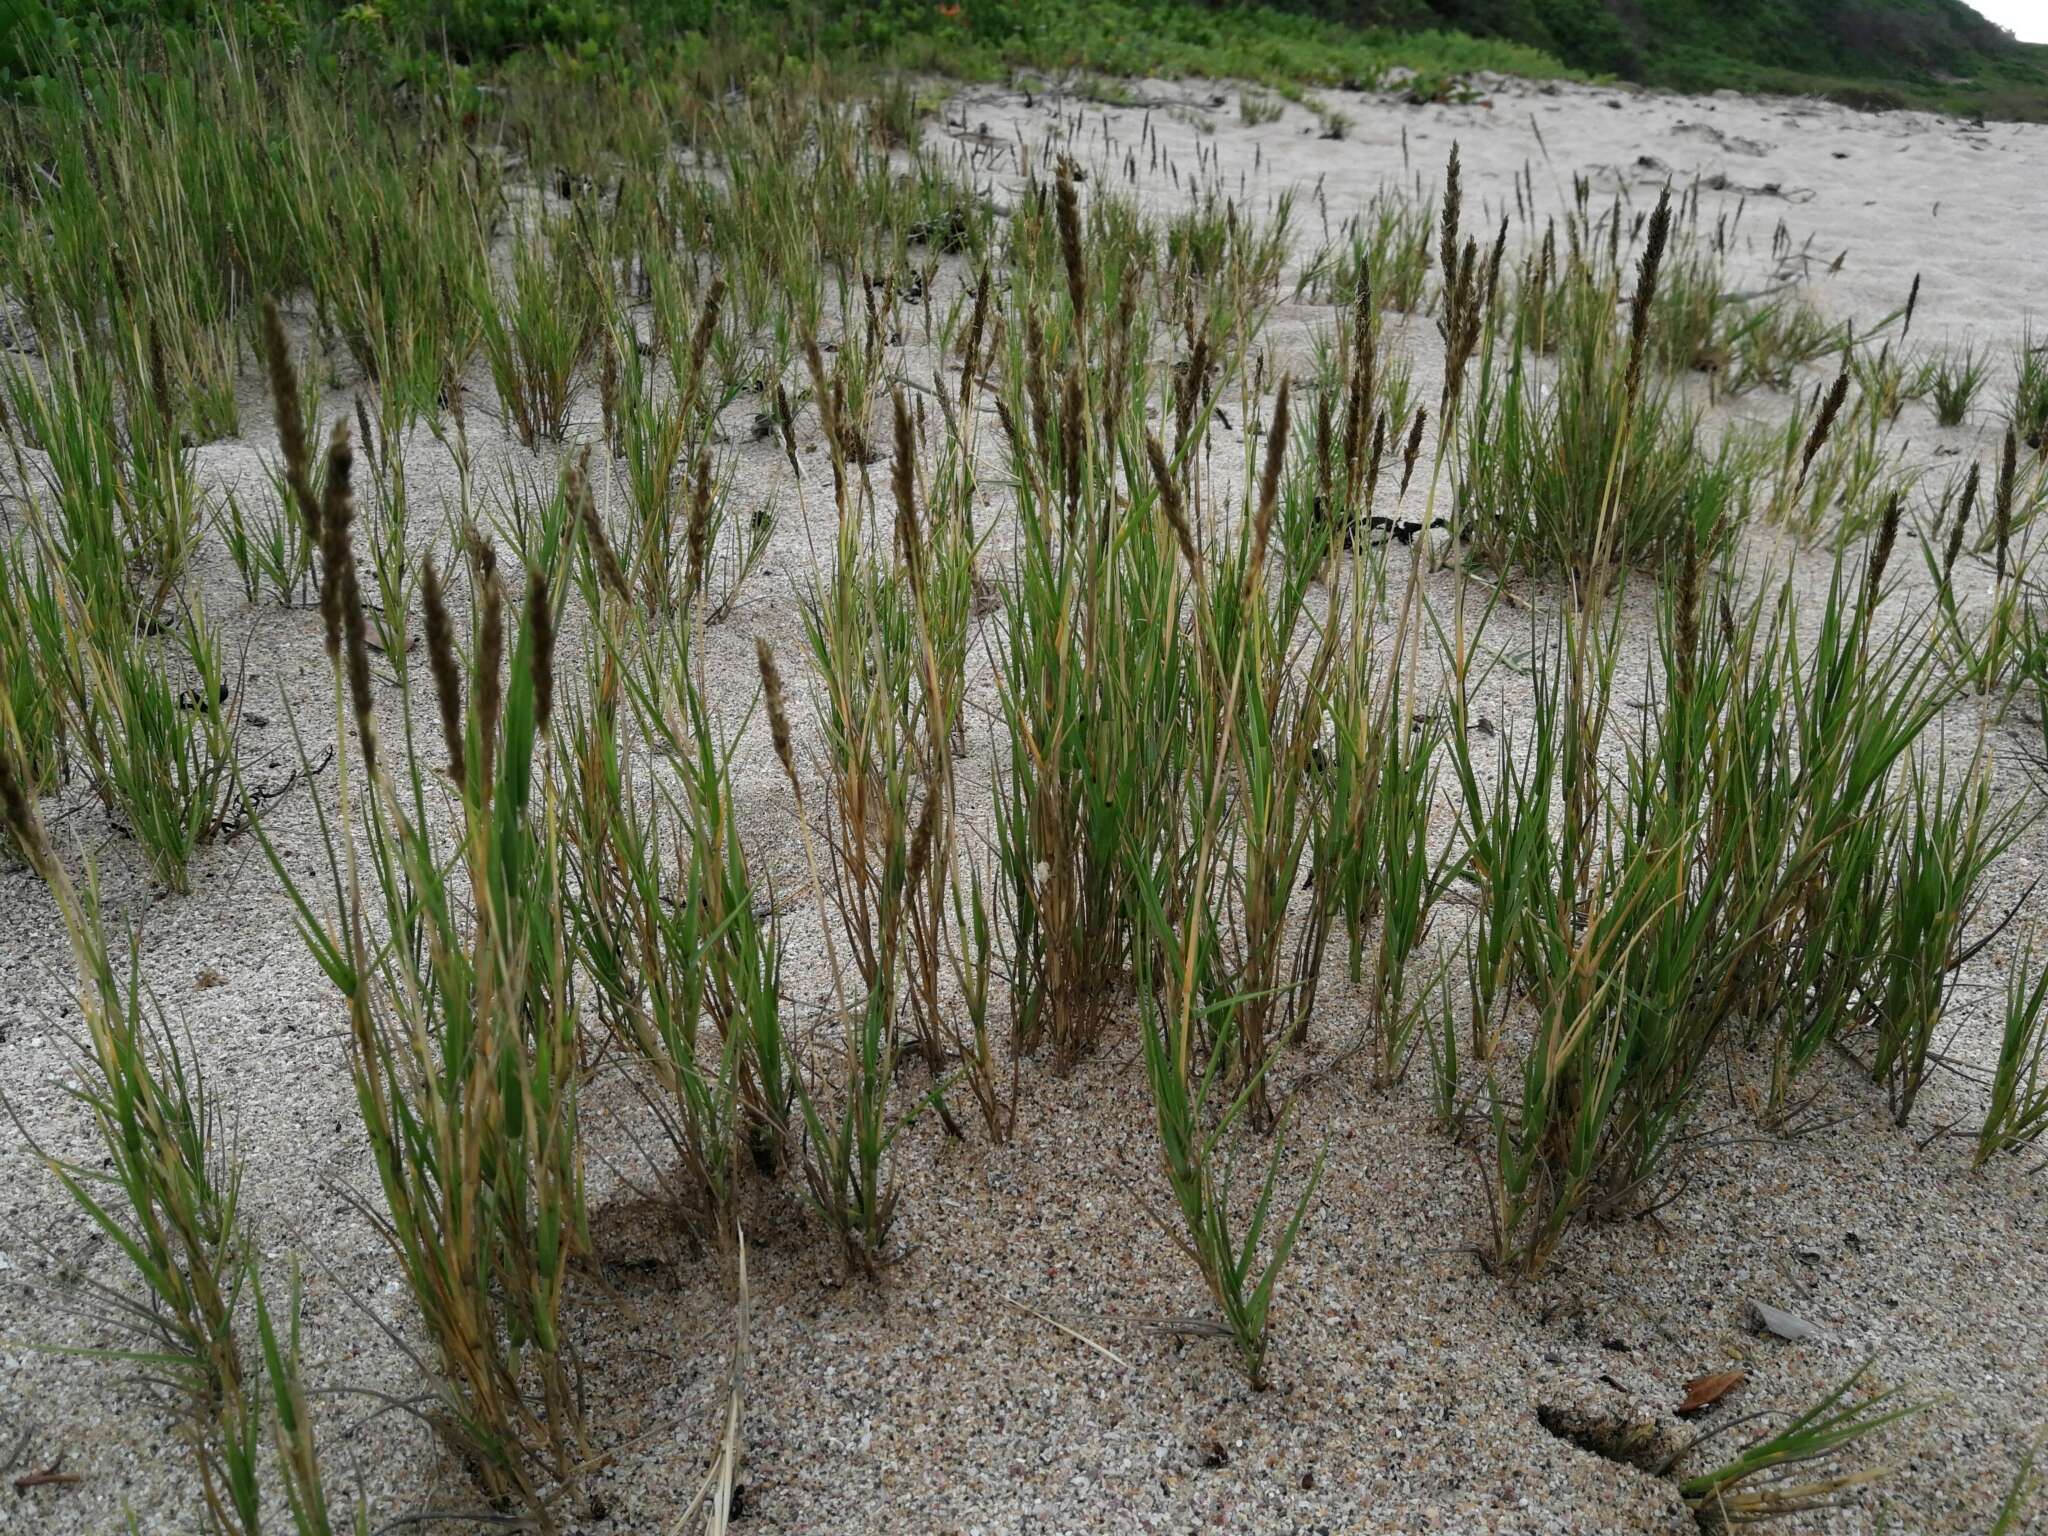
(3, 69, 2045, 1536)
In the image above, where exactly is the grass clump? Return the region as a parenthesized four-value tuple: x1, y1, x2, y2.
(1129, 390, 1325, 1382)
(258, 362, 590, 1513)
(1679, 1361, 1924, 1529)
(1135, 920, 1323, 1392)
(560, 632, 763, 1241)
(757, 631, 920, 1273)
(993, 303, 1184, 1069)
(1931, 343, 1990, 428)
(2013, 329, 2048, 452)
(0, 366, 240, 889)
(478, 216, 604, 448)
(1869, 743, 2026, 1128)
(1, 714, 352, 1535)
(1464, 189, 1725, 581)
(1977, 939, 2048, 1167)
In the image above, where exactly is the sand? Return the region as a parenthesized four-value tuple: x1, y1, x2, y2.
(3, 68, 2046, 1536)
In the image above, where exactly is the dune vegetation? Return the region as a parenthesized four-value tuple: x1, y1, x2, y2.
(1, 7, 2046, 1533)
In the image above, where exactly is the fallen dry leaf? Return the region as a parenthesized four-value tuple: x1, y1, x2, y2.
(1677, 1368, 1745, 1417)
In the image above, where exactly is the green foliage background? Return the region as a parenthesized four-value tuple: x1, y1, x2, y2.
(3, 0, 2044, 115)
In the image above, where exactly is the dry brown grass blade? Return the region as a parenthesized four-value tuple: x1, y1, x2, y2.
(670, 1230, 750, 1536)
(1002, 1297, 1134, 1370)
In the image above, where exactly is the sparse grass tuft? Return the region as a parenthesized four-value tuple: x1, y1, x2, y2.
(1932, 343, 1991, 428)
(1679, 1360, 1925, 1529)
(2014, 329, 2048, 453)
(1977, 939, 2048, 1167)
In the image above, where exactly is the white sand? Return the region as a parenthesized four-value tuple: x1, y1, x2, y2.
(3, 71, 2045, 1536)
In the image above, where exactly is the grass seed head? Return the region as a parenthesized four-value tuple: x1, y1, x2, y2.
(1484, 215, 1509, 312)
(528, 571, 555, 737)
(995, 395, 1027, 463)
(1624, 189, 1673, 405)
(422, 555, 467, 796)
(316, 421, 354, 663)
(1147, 431, 1198, 571)
(1366, 407, 1389, 506)
(906, 780, 941, 894)
(1399, 405, 1428, 499)
(756, 638, 798, 792)
(343, 575, 378, 777)
(599, 332, 619, 446)
(961, 262, 991, 368)
(261, 298, 321, 542)
(1055, 161, 1087, 322)
(1439, 142, 1462, 293)
(1026, 311, 1052, 449)
(568, 447, 630, 601)
(1061, 368, 1083, 530)
(686, 448, 713, 605)
(0, 731, 51, 875)
(314, 420, 378, 775)
(1943, 463, 1981, 585)
(1344, 270, 1377, 488)
(1250, 375, 1290, 591)
(1994, 426, 2018, 586)
(353, 393, 379, 482)
(773, 381, 801, 475)
(477, 557, 505, 790)
(892, 388, 924, 597)
(801, 336, 828, 409)
(689, 276, 727, 395)
(1675, 521, 1702, 696)
(1442, 237, 1482, 412)
(1863, 492, 1903, 618)
(1177, 330, 1209, 449)
(1313, 385, 1334, 501)
(443, 357, 469, 457)
(145, 317, 172, 440)
(1799, 352, 1852, 485)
